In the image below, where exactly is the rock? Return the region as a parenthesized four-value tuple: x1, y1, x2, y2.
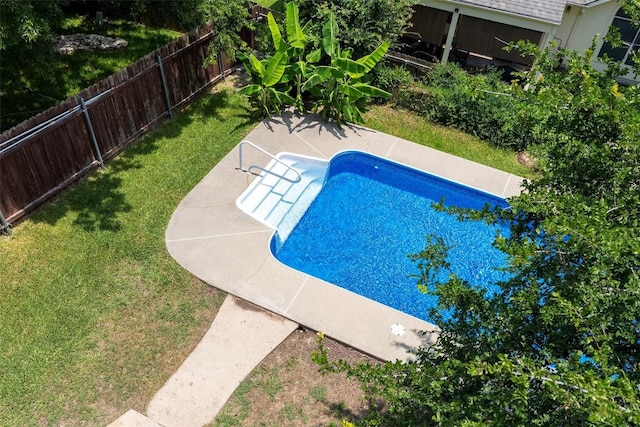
(516, 151, 536, 167)
(53, 34, 128, 54)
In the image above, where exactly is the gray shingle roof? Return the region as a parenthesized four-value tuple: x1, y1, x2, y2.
(451, 0, 568, 25)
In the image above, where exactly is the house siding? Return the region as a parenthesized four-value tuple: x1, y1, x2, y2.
(562, 1, 618, 52)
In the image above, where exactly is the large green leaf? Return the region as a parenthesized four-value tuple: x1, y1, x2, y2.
(301, 73, 327, 91)
(238, 84, 263, 95)
(248, 54, 265, 79)
(351, 105, 365, 123)
(306, 48, 323, 64)
(341, 100, 353, 122)
(356, 42, 390, 72)
(293, 60, 310, 78)
(263, 51, 287, 87)
(322, 14, 339, 58)
(273, 88, 296, 105)
(340, 85, 365, 100)
(351, 82, 392, 98)
(267, 12, 284, 52)
(285, 1, 307, 49)
(314, 65, 344, 79)
(333, 58, 367, 78)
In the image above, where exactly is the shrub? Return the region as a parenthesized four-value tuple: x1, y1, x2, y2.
(371, 63, 414, 99)
(394, 63, 527, 150)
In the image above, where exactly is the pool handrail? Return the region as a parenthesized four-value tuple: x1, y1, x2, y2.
(236, 140, 302, 184)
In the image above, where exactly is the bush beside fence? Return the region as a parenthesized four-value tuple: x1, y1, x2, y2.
(0, 22, 245, 232)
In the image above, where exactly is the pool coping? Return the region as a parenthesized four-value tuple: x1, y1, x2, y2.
(165, 111, 524, 362)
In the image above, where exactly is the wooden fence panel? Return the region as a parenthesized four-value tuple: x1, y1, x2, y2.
(87, 64, 167, 160)
(0, 112, 96, 221)
(162, 31, 218, 110)
(0, 16, 255, 230)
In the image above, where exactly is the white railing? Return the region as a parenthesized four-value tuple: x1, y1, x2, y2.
(236, 140, 301, 183)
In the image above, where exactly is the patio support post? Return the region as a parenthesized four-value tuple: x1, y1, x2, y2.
(538, 26, 558, 50)
(157, 53, 173, 119)
(80, 97, 104, 167)
(442, 8, 460, 64)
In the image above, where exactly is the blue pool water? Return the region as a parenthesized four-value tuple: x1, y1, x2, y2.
(271, 151, 511, 323)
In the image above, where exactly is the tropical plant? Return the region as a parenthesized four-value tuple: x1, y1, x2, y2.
(239, 2, 391, 126)
(301, 14, 391, 126)
(237, 1, 307, 116)
(238, 51, 294, 117)
(266, 1, 312, 110)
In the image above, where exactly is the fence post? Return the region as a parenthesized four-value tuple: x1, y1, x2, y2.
(218, 51, 226, 80)
(80, 97, 104, 167)
(156, 53, 173, 119)
(0, 207, 11, 235)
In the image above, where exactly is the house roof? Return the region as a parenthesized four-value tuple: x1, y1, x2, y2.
(450, 0, 568, 25)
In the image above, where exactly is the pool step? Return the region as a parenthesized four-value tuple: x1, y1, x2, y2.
(236, 153, 328, 230)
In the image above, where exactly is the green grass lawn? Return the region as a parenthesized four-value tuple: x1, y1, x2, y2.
(0, 86, 258, 426)
(364, 104, 535, 179)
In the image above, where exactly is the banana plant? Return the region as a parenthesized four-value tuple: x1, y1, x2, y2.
(266, 2, 313, 111)
(239, 2, 310, 115)
(301, 13, 391, 127)
(239, 2, 390, 126)
(238, 50, 294, 117)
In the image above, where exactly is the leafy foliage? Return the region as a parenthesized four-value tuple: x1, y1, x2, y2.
(0, 0, 66, 109)
(238, 51, 295, 116)
(296, 0, 414, 59)
(0, 0, 65, 50)
(199, 0, 254, 62)
(239, 2, 390, 126)
(302, 14, 391, 126)
(314, 38, 640, 426)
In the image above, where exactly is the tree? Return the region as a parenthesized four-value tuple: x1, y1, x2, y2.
(199, 0, 254, 63)
(313, 35, 640, 427)
(296, 0, 414, 59)
(0, 0, 67, 130)
(0, 0, 65, 51)
(0, 0, 66, 82)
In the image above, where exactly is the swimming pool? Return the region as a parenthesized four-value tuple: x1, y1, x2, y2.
(270, 151, 511, 323)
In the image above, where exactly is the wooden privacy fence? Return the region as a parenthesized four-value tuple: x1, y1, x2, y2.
(0, 21, 246, 232)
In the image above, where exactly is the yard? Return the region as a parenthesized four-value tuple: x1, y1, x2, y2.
(0, 70, 532, 425)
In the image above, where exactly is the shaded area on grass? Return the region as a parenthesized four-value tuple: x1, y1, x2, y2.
(28, 88, 256, 232)
(1, 15, 180, 132)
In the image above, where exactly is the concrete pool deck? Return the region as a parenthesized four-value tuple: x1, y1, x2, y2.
(164, 111, 524, 362)
(107, 112, 525, 426)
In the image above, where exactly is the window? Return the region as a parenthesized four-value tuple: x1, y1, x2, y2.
(598, 9, 640, 66)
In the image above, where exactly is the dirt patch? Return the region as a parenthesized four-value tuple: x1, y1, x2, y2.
(213, 69, 251, 93)
(211, 328, 378, 426)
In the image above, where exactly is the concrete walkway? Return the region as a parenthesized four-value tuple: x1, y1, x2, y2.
(108, 295, 297, 427)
